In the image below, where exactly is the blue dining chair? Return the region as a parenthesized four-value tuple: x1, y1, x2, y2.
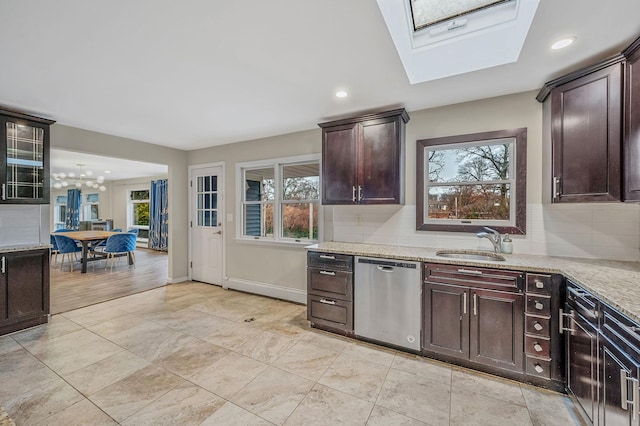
(92, 228, 123, 253)
(53, 234, 82, 272)
(103, 233, 137, 272)
(50, 234, 59, 266)
(126, 228, 139, 236)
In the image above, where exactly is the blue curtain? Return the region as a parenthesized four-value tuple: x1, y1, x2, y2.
(64, 189, 81, 230)
(149, 179, 168, 251)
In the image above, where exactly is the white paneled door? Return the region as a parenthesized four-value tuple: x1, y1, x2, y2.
(190, 165, 223, 285)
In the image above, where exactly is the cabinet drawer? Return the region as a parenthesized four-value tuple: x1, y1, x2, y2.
(308, 252, 353, 271)
(424, 263, 523, 292)
(525, 335, 551, 358)
(525, 315, 551, 337)
(307, 295, 353, 332)
(526, 356, 552, 380)
(526, 273, 552, 295)
(601, 304, 640, 360)
(526, 295, 551, 316)
(307, 268, 352, 301)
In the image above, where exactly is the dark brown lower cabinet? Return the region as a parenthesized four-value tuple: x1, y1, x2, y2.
(423, 281, 524, 372)
(566, 309, 599, 425)
(0, 248, 50, 335)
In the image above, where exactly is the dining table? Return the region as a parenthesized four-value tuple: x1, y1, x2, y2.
(54, 230, 133, 273)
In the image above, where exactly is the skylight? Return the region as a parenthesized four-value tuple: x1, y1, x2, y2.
(376, 0, 540, 84)
(410, 0, 512, 31)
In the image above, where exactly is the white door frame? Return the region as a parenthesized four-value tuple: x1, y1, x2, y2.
(188, 162, 226, 283)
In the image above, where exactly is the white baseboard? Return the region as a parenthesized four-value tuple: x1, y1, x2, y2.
(167, 276, 189, 284)
(224, 277, 306, 305)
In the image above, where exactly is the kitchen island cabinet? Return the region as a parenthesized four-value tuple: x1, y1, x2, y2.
(0, 247, 50, 335)
(318, 109, 408, 205)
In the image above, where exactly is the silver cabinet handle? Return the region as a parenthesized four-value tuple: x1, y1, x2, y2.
(632, 377, 640, 419)
(473, 293, 477, 316)
(535, 280, 545, 289)
(0, 256, 4, 274)
(463, 292, 467, 315)
(535, 301, 544, 310)
(533, 343, 543, 352)
(0, 183, 5, 201)
(622, 369, 629, 410)
(319, 298, 336, 305)
(559, 308, 575, 334)
(534, 364, 544, 374)
(534, 322, 544, 331)
(553, 176, 561, 199)
(319, 270, 335, 276)
(352, 186, 356, 202)
(358, 185, 363, 201)
(319, 255, 335, 260)
(458, 268, 482, 276)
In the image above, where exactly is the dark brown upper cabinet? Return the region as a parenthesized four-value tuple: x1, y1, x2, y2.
(624, 38, 640, 202)
(0, 108, 55, 204)
(550, 62, 623, 203)
(319, 109, 409, 205)
(538, 34, 640, 204)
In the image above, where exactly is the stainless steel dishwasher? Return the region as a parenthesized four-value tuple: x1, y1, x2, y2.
(354, 257, 421, 351)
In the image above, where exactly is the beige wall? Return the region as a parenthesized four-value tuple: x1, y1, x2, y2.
(50, 125, 189, 281)
(188, 129, 320, 293)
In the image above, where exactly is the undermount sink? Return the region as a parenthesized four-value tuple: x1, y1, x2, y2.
(436, 250, 506, 262)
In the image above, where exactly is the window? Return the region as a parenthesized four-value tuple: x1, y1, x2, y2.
(237, 154, 320, 244)
(83, 193, 99, 221)
(195, 175, 219, 227)
(128, 189, 150, 240)
(54, 195, 67, 229)
(410, 0, 512, 30)
(416, 128, 526, 234)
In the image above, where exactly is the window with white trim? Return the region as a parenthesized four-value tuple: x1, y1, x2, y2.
(127, 189, 150, 241)
(83, 193, 99, 221)
(54, 195, 67, 229)
(237, 154, 320, 244)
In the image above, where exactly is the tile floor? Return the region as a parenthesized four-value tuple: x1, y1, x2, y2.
(0, 283, 584, 425)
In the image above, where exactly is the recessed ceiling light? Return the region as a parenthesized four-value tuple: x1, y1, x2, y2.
(335, 91, 348, 98)
(104, 170, 111, 174)
(551, 37, 575, 50)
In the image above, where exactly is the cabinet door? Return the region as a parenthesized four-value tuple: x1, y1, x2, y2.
(423, 282, 469, 359)
(600, 339, 640, 426)
(359, 116, 403, 204)
(322, 123, 358, 204)
(469, 289, 524, 372)
(0, 117, 49, 204)
(566, 312, 599, 425)
(551, 63, 622, 202)
(624, 47, 640, 201)
(2, 250, 49, 324)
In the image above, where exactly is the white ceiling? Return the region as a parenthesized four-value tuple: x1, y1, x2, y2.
(51, 149, 167, 181)
(1, 1, 639, 151)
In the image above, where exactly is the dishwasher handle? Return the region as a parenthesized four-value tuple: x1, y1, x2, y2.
(376, 265, 395, 272)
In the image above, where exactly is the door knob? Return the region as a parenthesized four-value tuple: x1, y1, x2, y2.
(215, 230, 222, 235)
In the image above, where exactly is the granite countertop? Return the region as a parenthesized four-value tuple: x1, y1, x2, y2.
(307, 242, 640, 325)
(0, 244, 51, 254)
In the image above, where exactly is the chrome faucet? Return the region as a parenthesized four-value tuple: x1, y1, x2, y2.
(477, 227, 502, 253)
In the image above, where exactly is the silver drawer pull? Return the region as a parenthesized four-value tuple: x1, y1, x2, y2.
(533, 322, 543, 331)
(458, 268, 482, 276)
(319, 298, 336, 305)
(535, 280, 545, 289)
(534, 364, 544, 374)
(535, 302, 544, 310)
(319, 255, 335, 260)
(533, 343, 543, 352)
(0, 256, 5, 274)
(319, 270, 336, 276)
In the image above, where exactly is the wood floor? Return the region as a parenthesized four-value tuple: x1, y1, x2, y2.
(50, 248, 169, 314)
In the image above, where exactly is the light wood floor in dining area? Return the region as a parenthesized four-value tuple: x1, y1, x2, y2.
(50, 248, 169, 314)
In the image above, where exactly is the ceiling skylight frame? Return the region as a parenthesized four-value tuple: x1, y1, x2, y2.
(376, 0, 540, 84)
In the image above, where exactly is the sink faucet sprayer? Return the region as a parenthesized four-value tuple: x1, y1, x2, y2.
(477, 227, 502, 253)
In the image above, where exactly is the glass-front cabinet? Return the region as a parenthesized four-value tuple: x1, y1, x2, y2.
(0, 109, 54, 204)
